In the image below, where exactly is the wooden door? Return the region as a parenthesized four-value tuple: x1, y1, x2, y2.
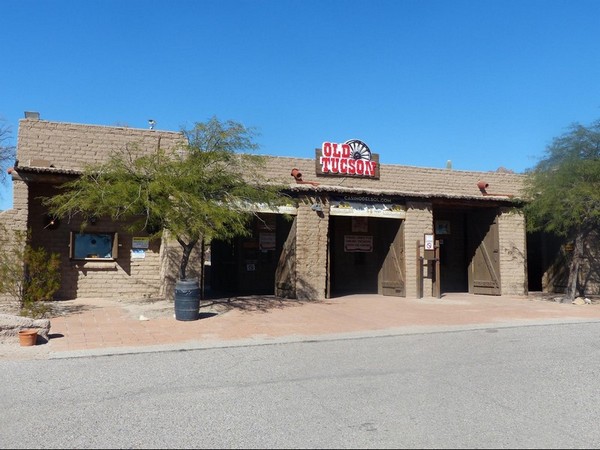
(468, 209, 501, 295)
(378, 220, 405, 297)
(275, 217, 297, 298)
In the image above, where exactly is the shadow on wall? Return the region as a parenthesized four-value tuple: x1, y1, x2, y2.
(160, 243, 179, 301)
(580, 230, 600, 295)
(538, 230, 600, 296)
(295, 275, 323, 301)
(160, 238, 204, 301)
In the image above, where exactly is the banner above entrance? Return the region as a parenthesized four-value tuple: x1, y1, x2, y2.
(231, 200, 298, 215)
(329, 195, 406, 218)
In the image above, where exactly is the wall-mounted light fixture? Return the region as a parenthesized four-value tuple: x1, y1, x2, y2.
(290, 167, 320, 186)
(311, 203, 323, 212)
(477, 180, 514, 198)
(43, 214, 60, 230)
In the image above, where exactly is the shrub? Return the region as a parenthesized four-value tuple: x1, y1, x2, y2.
(0, 224, 61, 318)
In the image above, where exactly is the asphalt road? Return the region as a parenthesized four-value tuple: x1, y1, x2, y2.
(2, 321, 600, 449)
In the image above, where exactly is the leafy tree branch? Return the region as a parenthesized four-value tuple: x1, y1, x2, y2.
(523, 119, 600, 300)
(44, 116, 291, 284)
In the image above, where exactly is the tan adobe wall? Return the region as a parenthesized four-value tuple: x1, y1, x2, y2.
(28, 183, 165, 300)
(10, 119, 530, 301)
(0, 175, 172, 302)
(13, 119, 191, 301)
(23, 188, 205, 301)
(15, 120, 524, 201)
(404, 201, 434, 298)
(16, 119, 185, 171)
(14, 120, 524, 201)
(0, 178, 28, 233)
(498, 207, 527, 295)
(294, 195, 329, 300)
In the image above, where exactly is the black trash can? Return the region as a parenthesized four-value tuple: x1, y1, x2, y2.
(174, 279, 200, 321)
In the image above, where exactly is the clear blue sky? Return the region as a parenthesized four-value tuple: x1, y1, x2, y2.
(2, 0, 600, 210)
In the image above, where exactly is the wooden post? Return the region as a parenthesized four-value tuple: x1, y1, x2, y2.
(435, 239, 441, 299)
(416, 240, 422, 299)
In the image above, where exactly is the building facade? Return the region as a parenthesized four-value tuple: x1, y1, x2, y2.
(1, 116, 530, 301)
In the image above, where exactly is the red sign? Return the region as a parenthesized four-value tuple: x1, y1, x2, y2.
(318, 140, 378, 177)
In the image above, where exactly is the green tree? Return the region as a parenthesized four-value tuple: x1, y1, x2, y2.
(44, 117, 290, 290)
(523, 119, 600, 301)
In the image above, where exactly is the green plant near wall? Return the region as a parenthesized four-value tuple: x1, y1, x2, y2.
(0, 224, 61, 318)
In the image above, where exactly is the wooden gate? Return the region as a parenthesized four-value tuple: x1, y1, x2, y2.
(468, 209, 501, 295)
(275, 217, 297, 298)
(378, 220, 406, 297)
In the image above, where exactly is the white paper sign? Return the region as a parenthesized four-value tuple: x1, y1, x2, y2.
(344, 235, 373, 252)
(131, 249, 146, 259)
(424, 234, 435, 250)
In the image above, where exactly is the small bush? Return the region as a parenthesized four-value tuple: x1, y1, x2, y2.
(0, 225, 61, 318)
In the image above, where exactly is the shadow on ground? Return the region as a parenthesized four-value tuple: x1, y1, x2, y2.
(0, 298, 94, 319)
(204, 295, 325, 313)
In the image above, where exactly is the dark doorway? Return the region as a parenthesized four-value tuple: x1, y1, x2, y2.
(210, 214, 293, 296)
(526, 230, 566, 293)
(526, 231, 544, 292)
(434, 209, 469, 293)
(329, 216, 404, 297)
(435, 207, 502, 296)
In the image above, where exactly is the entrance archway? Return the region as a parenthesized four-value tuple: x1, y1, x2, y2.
(328, 216, 405, 297)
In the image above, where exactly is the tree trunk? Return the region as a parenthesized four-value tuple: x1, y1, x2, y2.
(565, 232, 583, 302)
(200, 237, 206, 300)
(177, 238, 198, 281)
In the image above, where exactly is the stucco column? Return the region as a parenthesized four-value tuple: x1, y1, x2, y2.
(294, 195, 329, 300)
(498, 207, 527, 295)
(404, 201, 434, 298)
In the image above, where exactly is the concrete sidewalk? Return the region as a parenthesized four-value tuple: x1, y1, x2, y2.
(3, 293, 600, 361)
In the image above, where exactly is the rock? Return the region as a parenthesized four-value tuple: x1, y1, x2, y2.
(0, 314, 51, 344)
(572, 297, 587, 306)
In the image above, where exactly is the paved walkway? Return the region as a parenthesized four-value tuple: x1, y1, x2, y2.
(3, 293, 600, 361)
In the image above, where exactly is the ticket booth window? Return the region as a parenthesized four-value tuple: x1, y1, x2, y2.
(70, 232, 118, 260)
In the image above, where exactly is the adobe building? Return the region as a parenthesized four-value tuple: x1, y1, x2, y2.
(1, 115, 530, 301)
